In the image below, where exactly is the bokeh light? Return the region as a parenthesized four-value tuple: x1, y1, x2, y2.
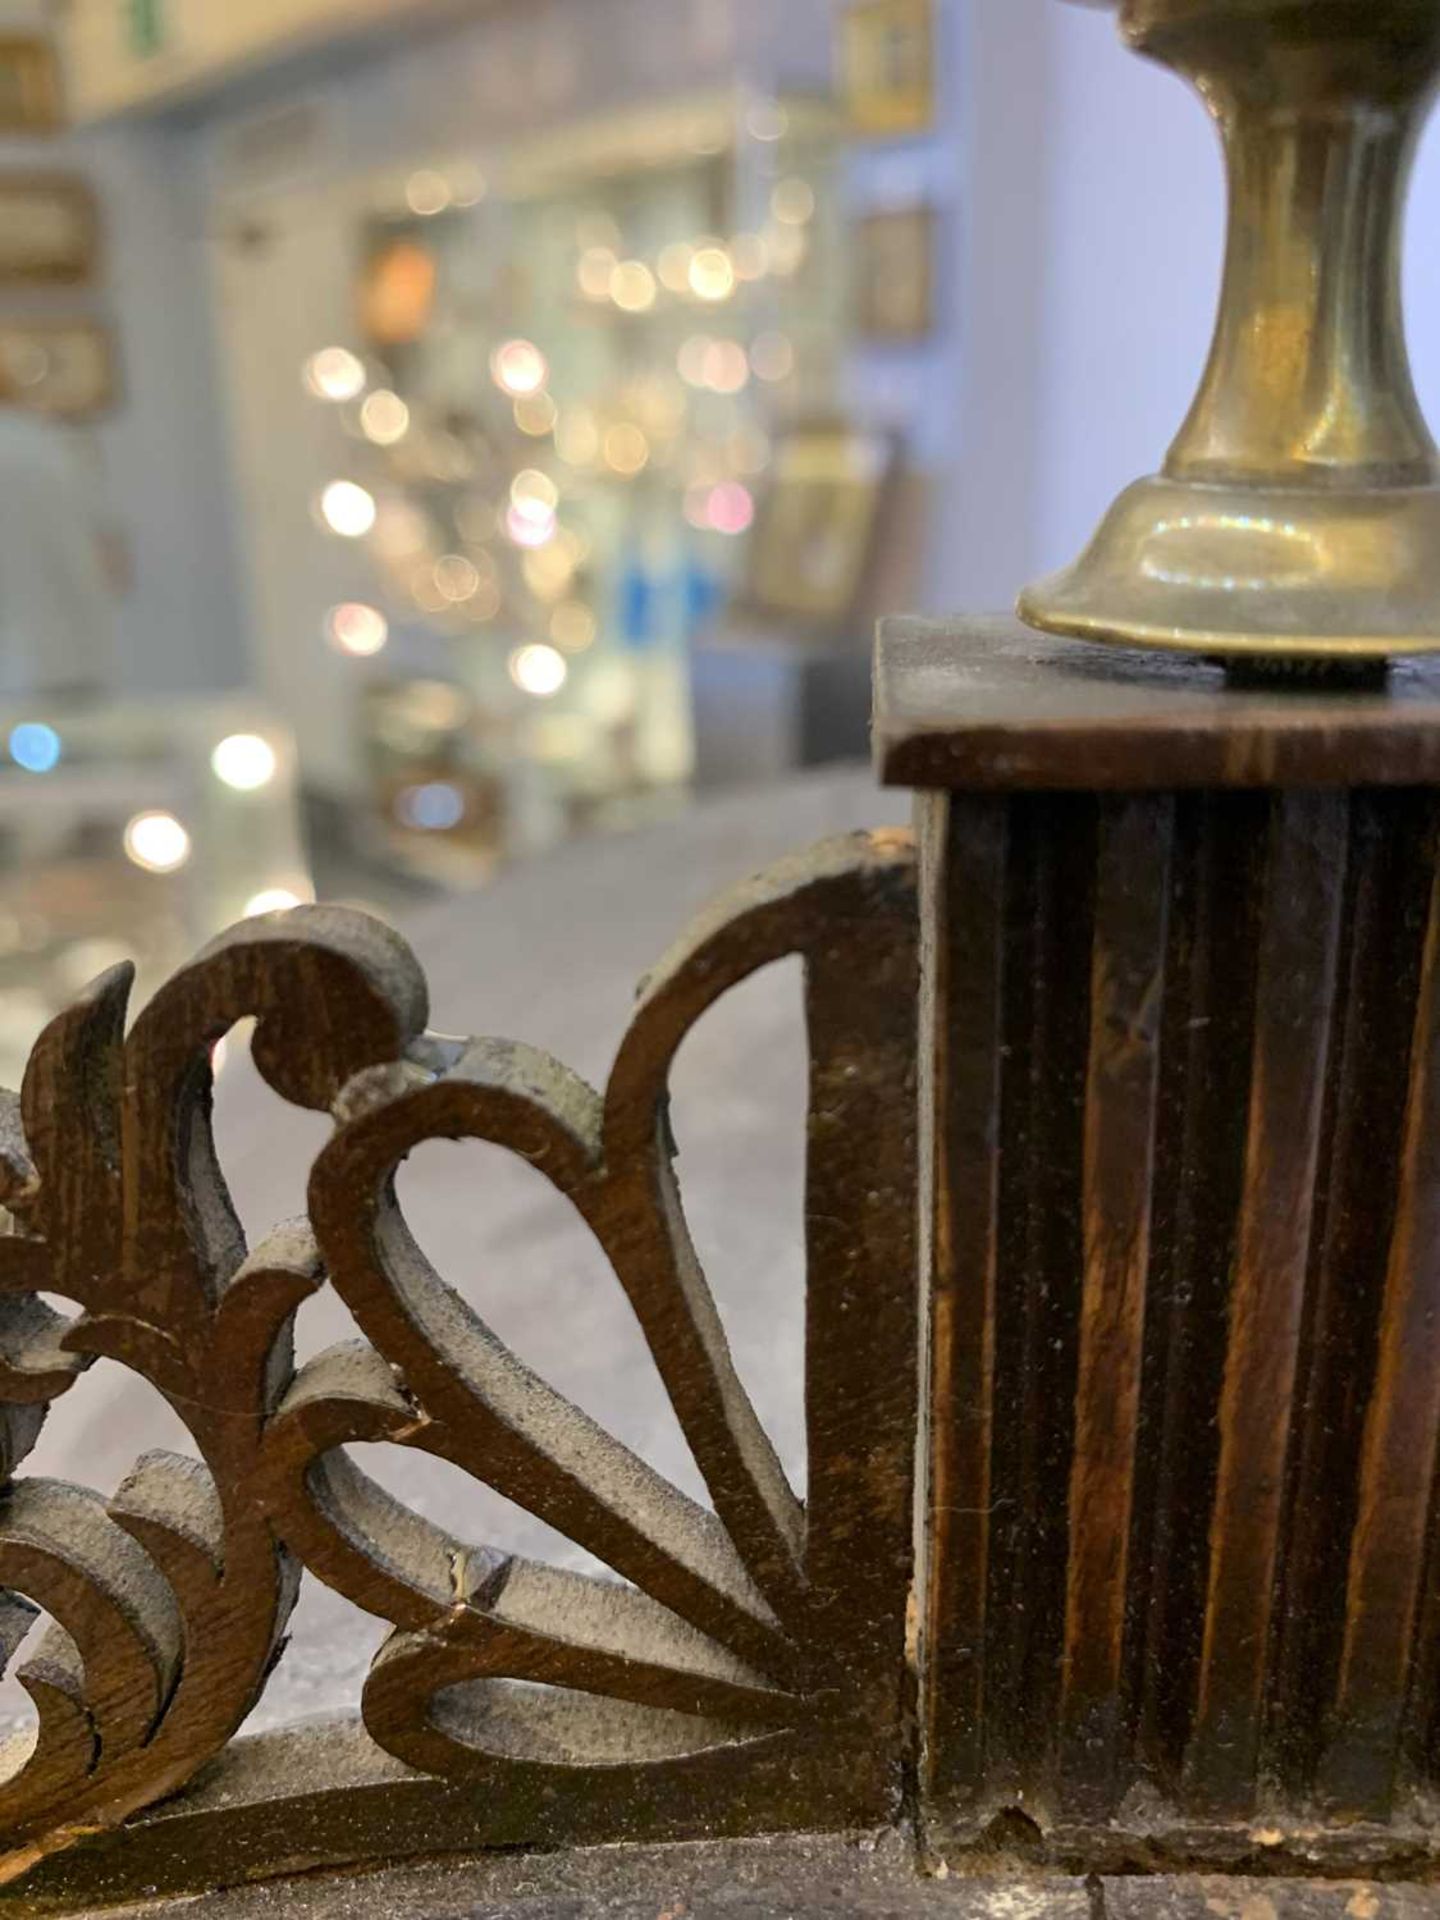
(610, 260, 658, 313)
(8, 723, 60, 773)
(304, 347, 366, 402)
(506, 498, 558, 547)
(405, 169, 451, 217)
(746, 101, 789, 143)
(124, 811, 191, 874)
(512, 469, 560, 512)
(320, 481, 378, 539)
(327, 603, 389, 656)
(707, 481, 756, 535)
(604, 424, 650, 475)
(244, 887, 308, 917)
(509, 643, 569, 697)
(514, 391, 559, 436)
(434, 554, 482, 602)
(210, 733, 278, 792)
(396, 782, 467, 831)
(688, 246, 736, 303)
(491, 339, 548, 397)
(702, 339, 749, 393)
(360, 390, 411, 446)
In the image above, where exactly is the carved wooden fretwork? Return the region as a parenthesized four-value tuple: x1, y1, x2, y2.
(2, 613, 1440, 1911)
(0, 832, 920, 1901)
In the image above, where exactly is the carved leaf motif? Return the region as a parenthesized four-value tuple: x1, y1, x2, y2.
(0, 910, 429, 1874)
(0, 837, 918, 1878)
(264, 832, 918, 1778)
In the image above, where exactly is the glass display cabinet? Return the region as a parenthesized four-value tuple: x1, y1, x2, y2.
(287, 92, 846, 875)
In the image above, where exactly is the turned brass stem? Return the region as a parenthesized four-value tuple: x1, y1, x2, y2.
(1020, 0, 1440, 661)
(1158, 16, 1440, 488)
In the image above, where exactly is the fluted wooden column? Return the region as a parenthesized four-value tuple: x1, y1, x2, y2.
(878, 615, 1440, 1868)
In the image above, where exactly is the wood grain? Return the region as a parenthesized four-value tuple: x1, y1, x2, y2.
(920, 777, 1437, 1851)
(1183, 793, 1349, 1814)
(919, 793, 1008, 1806)
(1059, 795, 1172, 1814)
(1320, 833, 1440, 1811)
(876, 614, 1440, 791)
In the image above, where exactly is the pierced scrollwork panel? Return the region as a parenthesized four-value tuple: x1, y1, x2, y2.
(0, 831, 918, 1891)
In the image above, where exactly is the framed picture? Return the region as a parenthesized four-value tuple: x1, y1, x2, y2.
(359, 232, 439, 347)
(840, 0, 934, 138)
(0, 36, 62, 136)
(856, 205, 936, 341)
(0, 322, 117, 418)
(746, 425, 896, 633)
(0, 176, 99, 286)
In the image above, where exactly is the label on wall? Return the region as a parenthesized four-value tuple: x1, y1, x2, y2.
(126, 0, 166, 58)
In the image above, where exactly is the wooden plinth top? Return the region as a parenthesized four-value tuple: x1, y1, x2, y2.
(875, 614, 1440, 790)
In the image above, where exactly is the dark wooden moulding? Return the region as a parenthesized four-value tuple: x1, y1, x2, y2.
(878, 616, 1440, 1871)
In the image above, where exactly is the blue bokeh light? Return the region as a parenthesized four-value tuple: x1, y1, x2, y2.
(397, 781, 465, 832)
(9, 723, 61, 774)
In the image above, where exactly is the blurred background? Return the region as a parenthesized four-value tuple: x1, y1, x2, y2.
(1, 0, 1440, 1070)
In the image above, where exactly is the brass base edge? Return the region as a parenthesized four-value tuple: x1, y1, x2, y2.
(1019, 470, 1440, 662)
(1016, 586, 1440, 663)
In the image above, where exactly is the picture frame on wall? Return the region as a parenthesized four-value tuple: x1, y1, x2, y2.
(0, 35, 62, 136)
(0, 176, 99, 286)
(745, 424, 896, 635)
(358, 230, 440, 346)
(0, 321, 117, 418)
(856, 205, 936, 341)
(840, 0, 934, 138)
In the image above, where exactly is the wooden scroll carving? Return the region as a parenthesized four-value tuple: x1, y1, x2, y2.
(0, 830, 919, 1894)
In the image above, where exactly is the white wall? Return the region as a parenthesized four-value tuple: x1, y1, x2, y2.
(0, 1, 242, 694)
(924, 0, 1054, 610)
(1033, 3, 1221, 579)
(80, 116, 249, 693)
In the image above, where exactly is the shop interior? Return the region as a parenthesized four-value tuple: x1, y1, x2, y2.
(1, 0, 1440, 1090)
(0, 0, 962, 1086)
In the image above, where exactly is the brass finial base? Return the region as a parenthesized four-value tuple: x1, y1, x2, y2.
(1020, 477, 1440, 662)
(1021, 0, 1440, 663)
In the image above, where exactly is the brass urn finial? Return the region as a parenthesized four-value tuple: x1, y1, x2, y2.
(1020, 0, 1440, 662)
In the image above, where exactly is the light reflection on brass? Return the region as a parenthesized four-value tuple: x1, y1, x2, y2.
(1021, 0, 1440, 660)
